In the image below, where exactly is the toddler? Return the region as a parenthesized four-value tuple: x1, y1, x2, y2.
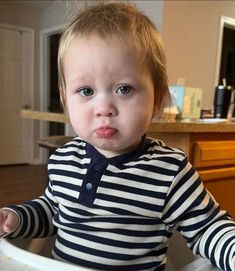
(0, 2, 235, 271)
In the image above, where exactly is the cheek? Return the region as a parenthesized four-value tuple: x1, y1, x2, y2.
(67, 102, 86, 129)
(126, 106, 153, 131)
(69, 113, 88, 138)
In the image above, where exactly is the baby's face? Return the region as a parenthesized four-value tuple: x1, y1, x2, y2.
(64, 35, 155, 157)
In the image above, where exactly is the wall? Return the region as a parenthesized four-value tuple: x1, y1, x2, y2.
(162, 0, 235, 110)
(0, 2, 40, 27)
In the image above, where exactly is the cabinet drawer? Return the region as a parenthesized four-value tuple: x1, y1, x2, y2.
(193, 140, 235, 168)
(198, 166, 235, 181)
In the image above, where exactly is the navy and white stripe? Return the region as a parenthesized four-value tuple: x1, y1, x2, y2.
(9, 137, 235, 271)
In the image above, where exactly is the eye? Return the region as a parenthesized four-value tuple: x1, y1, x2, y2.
(78, 87, 94, 97)
(116, 85, 133, 95)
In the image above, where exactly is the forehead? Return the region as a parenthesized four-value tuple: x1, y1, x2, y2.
(62, 30, 145, 58)
(64, 34, 148, 68)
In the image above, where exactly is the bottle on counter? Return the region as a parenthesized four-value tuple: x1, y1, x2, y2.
(213, 85, 233, 118)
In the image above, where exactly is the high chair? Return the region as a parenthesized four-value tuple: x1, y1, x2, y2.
(0, 231, 221, 271)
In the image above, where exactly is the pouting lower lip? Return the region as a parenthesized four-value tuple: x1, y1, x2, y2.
(96, 127, 117, 138)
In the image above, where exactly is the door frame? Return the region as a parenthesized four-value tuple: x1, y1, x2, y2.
(39, 24, 64, 163)
(214, 16, 235, 87)
(0, 23, 34, 164)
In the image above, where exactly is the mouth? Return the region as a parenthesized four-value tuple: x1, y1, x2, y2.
(96, 126, 117, 138)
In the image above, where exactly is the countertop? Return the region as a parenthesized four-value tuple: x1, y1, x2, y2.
(149, 119, 235, 133)
(21, 109, 235, 133)
(21, 109, 68, 123)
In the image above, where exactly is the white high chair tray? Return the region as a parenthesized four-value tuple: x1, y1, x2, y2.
(0, 238, 92, 271)
(0, 238, 222, 271)
(181, 257, 221, 271)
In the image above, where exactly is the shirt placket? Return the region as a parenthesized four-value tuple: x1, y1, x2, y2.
(78, 159, 108, 207)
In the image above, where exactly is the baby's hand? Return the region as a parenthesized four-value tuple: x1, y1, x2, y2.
(0, 209, 19, 237)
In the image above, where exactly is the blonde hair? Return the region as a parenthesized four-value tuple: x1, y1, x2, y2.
(58, 1, 170, 116)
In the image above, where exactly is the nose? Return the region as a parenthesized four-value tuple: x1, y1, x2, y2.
(94, 98, 118, 117)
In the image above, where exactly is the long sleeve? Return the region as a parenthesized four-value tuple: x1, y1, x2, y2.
(162, 157, 235, 271)
(7, 179, 58, 239)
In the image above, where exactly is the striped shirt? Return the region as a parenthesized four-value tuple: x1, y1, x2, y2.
(9, 137, 235, 271)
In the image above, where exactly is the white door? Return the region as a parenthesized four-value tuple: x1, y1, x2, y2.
(0, 26, 33, 165)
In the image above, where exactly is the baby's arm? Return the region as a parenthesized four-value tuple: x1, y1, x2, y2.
(0, 208, 20, 237)
(0, 180, 58, 239)
(163, 157, 235, 271)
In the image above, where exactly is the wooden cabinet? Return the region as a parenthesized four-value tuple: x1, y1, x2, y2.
(148, 129, 235, 219)
(189, 135, 235, 218)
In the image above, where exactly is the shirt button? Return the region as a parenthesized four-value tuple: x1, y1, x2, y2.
(85, 182, 93, 191)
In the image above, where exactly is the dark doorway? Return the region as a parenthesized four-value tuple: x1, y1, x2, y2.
(219, 27, 235, 87)
(48, 33, 64, 136)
